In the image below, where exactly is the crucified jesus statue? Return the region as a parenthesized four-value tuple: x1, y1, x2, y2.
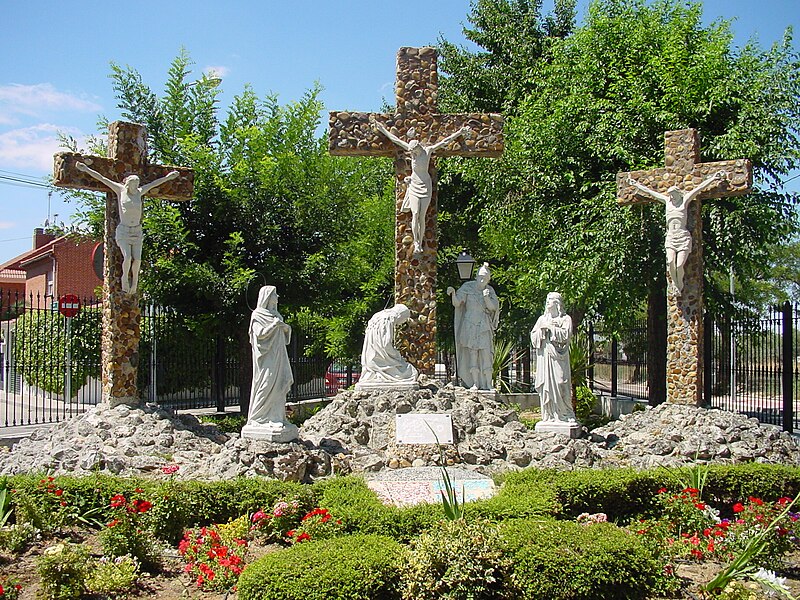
(76, 162, 179, 294)
(627, 170, 727, 295)
(371, 117, 469, 254)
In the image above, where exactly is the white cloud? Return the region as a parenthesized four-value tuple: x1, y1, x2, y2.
(204, 66, 230, 80)
(0, 84, 101, 122)
(0, 221, 14, 229)
(0, 124, 85, 172)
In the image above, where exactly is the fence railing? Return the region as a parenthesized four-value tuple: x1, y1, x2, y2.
(588, 319, 649, 400)
(588, 302, 798, 433)
(0, 290, 329, 427)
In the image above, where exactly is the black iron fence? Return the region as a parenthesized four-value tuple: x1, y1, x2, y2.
(0, 290, 328, 427)
(588, 318, 649, 400)
(587, 302, 798, 433)
(705, 302, 798, 433)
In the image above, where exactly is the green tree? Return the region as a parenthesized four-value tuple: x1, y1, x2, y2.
(65, 50, 395, 405)
(439, 0, 800, 403)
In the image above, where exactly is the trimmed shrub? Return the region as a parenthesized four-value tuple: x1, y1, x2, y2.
(237, 534, 404, 600)
(401, 519, 511, 600)
(501, 519, 675, 599)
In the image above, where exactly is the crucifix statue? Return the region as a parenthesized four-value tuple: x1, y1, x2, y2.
(329, 47, 504, 374)
(617, 129, 752, 405)
(53, 121, 194, 407)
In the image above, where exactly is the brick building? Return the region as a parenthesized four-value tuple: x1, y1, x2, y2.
(0, 228, 101, 302)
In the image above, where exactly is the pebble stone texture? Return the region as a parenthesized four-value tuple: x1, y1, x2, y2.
(2, 381, 798, 483)
(53, 121, 194, 407)
(617, 130, 752, 405)
(329, 47, 504, 374)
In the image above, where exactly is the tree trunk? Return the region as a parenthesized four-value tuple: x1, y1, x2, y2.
(647, 286, 667, 406)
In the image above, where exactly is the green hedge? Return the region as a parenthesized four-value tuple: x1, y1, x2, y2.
(500, 519, 674, 599)
(237, 534, 404, 600)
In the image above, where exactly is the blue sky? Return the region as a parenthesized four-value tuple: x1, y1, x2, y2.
(0, 0, 798, 261)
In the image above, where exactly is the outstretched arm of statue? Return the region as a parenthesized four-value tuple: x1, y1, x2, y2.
(371, 117, 411, 152)
(75, 162, 123, 194)
(627, 177, 669, 204)
(685, 170, 727, 205)
(140, 170, 180, 195)
(429, 127, 470, 153)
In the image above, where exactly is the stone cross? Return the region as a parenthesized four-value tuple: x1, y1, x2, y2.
(329, 47, 504, 374)
(53, 121, 193, 407)
(617, 129, 751, 405)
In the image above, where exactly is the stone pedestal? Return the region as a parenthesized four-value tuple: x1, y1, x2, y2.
(535, 420, 582, 439)
(241, 421, 299, 443)
(355, 381, 419, 392)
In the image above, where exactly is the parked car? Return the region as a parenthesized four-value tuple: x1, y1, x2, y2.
(324, 361, 361, 396)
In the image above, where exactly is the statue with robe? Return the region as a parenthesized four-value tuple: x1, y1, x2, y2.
(446, 263, 500, 390)
(241, 285, 298, 442)
(531, 292, 576, 424)
(356, 303, 418, 389)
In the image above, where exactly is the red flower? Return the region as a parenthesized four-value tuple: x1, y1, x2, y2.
(132, 499, 152, 513)
(296, 532, 311, 542)
(657, 487, 667, 494)
(0, 584, 4, 595)
(683, 487, 699, 496)
(778, 497, 792, 506)
(107, 519, 119, 528)
(110, 494, 126, 508)
(286, 529, 295, 538)
(749, 496, 764, 506)
(695, 502, 706, 510)
(733, 503, 745, 513)
(54, 489, 63, 497)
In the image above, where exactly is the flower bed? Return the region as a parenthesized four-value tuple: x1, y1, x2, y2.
(0, 464, 798, 598)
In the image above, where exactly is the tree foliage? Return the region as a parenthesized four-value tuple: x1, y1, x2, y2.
(69, 50, 395, 360)
(438, 0, 800, 333)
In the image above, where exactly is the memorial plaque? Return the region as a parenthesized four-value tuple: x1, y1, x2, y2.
(395, 413, 453, 445)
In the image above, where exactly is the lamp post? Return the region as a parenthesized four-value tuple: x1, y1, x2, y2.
(455, 250, 475, 281)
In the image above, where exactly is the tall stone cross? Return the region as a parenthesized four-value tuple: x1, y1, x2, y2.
(329, 47, 504, 374)
(617, 129, 751, 405)
(53, 121, 194, 407)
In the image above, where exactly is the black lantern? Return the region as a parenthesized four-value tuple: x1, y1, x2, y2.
(455, 250, 475, 281)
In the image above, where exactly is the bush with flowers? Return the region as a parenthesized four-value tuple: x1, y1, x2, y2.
(178, 516, 250, 591)
(636, 487, 800, 567)
(0, 575, 22, 600)
(249, 498, 302, 543)
(286, 507, 344, 544)
(99, 490, 161, 572)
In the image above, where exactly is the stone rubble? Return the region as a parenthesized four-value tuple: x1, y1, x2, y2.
(1, 379, 798, 482)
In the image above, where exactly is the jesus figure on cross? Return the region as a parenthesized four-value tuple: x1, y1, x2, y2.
(76, 161, 179, 294)
(371, 116, 470, 254)
(627, 170, 727, 295)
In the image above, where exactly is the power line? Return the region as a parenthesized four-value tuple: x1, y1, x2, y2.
(0, 174, 52, 189)
(0, 236, 33, 243)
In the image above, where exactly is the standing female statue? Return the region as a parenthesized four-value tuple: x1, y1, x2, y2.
(241, 285, 298, 442)
(530, 292, 575, 424)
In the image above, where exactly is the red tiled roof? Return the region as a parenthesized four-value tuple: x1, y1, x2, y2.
(0, 237, 60, 271)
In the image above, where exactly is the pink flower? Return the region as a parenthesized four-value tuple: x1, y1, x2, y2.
(161, 464, 180, 475)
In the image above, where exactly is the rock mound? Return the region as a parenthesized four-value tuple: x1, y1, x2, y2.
(0, 403, 333, 482)
(1, 381, 798, 481)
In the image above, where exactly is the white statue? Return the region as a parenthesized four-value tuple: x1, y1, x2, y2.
(75, 162, 179, 294)
(446, 263, 500, 390)
(356, 303, 419, 389)
(530, 292, 576, 425)
(627, 171, 726, 295)
(371, 117, 469, 254)
(241, 285, 298, 442)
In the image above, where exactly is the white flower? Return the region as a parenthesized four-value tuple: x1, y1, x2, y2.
(751, 568, 792, 598)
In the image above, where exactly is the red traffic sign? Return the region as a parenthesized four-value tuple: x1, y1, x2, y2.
(58, 294, 81, 318)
